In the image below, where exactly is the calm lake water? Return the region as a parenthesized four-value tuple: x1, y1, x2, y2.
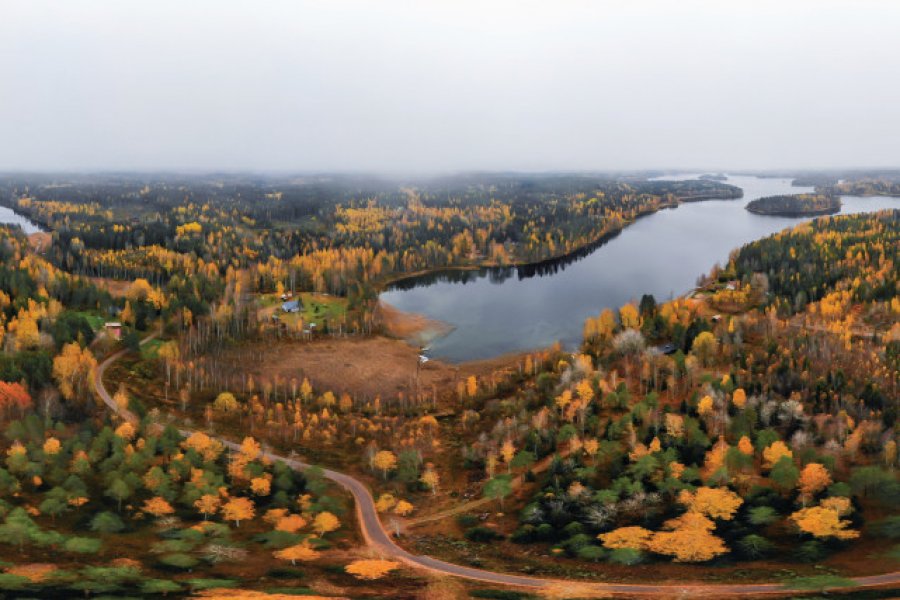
(380, 175, 899, 362)
(0, 205, 43, 234)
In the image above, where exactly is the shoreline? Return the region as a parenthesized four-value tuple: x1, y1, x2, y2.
(379, 192, 740, 292)
(377, 300, 455, 349)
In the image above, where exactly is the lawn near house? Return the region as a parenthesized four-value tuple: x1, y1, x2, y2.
(258, 292, 349, 331)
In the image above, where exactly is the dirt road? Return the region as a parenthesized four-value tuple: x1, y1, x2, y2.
(94, 338, 900, 597)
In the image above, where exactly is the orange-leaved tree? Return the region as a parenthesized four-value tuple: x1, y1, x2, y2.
(222, 497, 255, 527)
(345, 559, 400, 580)
(274, 542, 320, 565)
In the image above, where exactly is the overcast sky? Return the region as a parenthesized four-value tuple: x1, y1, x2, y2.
(1, 0, 899, 173)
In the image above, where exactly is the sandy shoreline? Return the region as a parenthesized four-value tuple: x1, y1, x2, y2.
(378, 300, 455, 349)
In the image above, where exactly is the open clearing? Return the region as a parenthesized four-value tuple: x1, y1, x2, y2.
(214, 335, 524, 404)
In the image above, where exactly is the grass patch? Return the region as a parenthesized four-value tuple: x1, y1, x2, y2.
(262, 292, 348, 329)
(263, 587, 317, 596)
(71, 311, 106, 331)
(186, 578, 239, 591)
(784, 574, 857, 590)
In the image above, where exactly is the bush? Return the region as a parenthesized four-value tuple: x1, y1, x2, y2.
(562, 533, 592, 555)
(465, 526, 504, 542)
(576, 544, 607, 562)
(737, 534, 774, 559)
(871, 516, 900, 539)
(255, 530, 306, 549)
(456, 514, 478, 528)
(64, 537, 102, 554)
(535, 523, 555, 541)
(0, 573, 29, 590)
(746, 506, 779, 527)
(90, 511, 125, 534)
(827, 482, 852, 497)
(141, 579, 182, 595)
(795, 541, 826, 563)
(510, 525, 536, 544)
(186, 578, 238, 591)
(172, 527, 206, 544)
(151, 539, 195, 554)
(158, 553, 199, 569)
(267, 567, 305, 579)
(608, 547, 644, 565)
(850, 467, 900, 505)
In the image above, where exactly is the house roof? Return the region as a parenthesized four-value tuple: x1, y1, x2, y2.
(282, 300, 301, 310)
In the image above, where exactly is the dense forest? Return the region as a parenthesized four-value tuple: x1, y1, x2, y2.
(746, 194, 841, 216)
(0, 176, 896, 595)
(831, 180, 900, 197)
(0, 174, 740, 295)
(448, 211, 898, 570)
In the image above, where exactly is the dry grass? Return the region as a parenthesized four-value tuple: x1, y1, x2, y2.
(215, 335, 521, 405)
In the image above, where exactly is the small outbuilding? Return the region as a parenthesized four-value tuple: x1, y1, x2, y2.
(104, 322, 122, 340)
(281, 299, 302, 313)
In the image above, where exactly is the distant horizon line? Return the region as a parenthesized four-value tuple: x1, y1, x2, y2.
(1, 166, 899, 179)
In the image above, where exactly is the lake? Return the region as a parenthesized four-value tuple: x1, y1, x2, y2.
(0, 205, 44, 234)
(380, 175, 898, 362)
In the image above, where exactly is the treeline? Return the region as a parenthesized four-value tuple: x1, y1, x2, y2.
(831, 179, 900, 197)
(729, 210, 898, 311)
(0, 226, 112, 392)
(0, 175, 741, 298)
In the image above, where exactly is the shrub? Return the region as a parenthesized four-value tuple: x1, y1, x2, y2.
(465, 526, 504, 542)
(151, 539, 195, 554)
(562, 533, 592, 555)
(871, 516, 900, 539)
(141, 579, 182, 595)
(827, 482, 852, 497)
(255, 530, 306, 549)
(737, 534, 774, 559)
(456, 514, 478, 528)
(510, 525, 536, 544)
(746, 506, 779, 527)
(267, 567, 305, 579)
(0, 573, 29, 590)
(90, 511, 125, 534)
(576, 545, 607, 562)
(535, 523, 555, 541)
(186, 578, 238, 591)
(158, 553, 199, 569)
(795, 541, 826, 563)
(608, 547, 644, 565)
(64, 537, 102, 554)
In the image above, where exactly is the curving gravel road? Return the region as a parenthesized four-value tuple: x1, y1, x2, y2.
(94, 337, 900, 597)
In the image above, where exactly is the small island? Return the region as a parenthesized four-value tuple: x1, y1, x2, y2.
(699, 173, 727, 181)
(746, 193, 841, 216)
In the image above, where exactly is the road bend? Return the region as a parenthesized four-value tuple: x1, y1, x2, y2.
(94, 336, 900, 597)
